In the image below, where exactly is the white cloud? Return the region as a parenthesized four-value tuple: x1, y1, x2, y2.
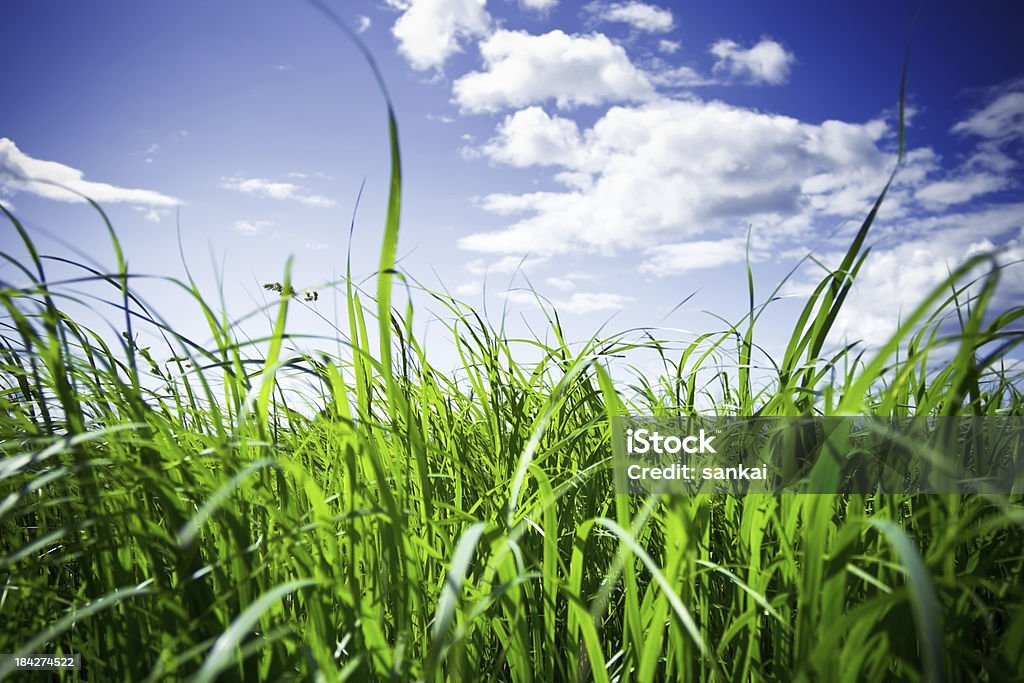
(952, 88, 1024, 140)
(454, 281, 482, 296)
(391, 0, 490, 71)
(505, 289, 632, 313)
(658, 39, 681, 54)
(0, 137, 180, 207)
(711, 38, 795, 85)
(502, 290, 540, 307)
(133, 207, 167, 223)
(220, 176, 336, 207)
(649, 65, 714, 88)
(545, 276, 577, 291)
(356, 15, 372, 33)
(233, 219, 274, 236)
(966, 141, 1017, 173)
(520, 0, 558, 9)
(452, 29, 654, 112)
(480, 107, 583, 167)
(798, 205, 1024, 345)
(915, 173, 1010, 208)
(639, 238, 749, 276)
(460, 98, 904, 263)
(592, 1, 674, 33)
(466, 254, 548, 274)
(949, 82, 1024, 181)
(556, 291, 632, 313)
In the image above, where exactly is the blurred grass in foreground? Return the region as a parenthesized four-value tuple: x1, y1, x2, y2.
(2, 15, 1024, 682)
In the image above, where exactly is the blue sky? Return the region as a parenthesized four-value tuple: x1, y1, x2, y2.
(2, 0, 1023, 372)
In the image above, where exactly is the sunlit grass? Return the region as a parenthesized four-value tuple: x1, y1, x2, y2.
(2, 20, 1024, 682)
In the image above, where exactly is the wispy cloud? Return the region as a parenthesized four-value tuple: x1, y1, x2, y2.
(0, 137, 180, 207)
(951, 80, 1024, 173)
(355, 14, 372, 34)
(915, 173, 1010, 209)
(520, 0, 558, 10)
(466, 254, 548, 275)
(233, 219, 274, 236)
(133, 206, 168, 223)
(454, 281, 482, 296)
(220, 176, 336, 207)
(545, 276, 577, 291)
(657, 39, 681, 54)
(649, 65, 714, 88)
(952, 81, 1024, 140)
(639, 238, 751, 277)
(505, 289, 632, 314)
(556, 291, 632, 314)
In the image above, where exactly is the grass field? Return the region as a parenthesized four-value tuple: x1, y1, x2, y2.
(3, 37, 1024, 682)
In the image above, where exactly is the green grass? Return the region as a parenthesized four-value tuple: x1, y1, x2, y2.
(2, 28, 1024, 682)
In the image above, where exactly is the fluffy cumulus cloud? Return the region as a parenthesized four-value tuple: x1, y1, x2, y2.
(389, 0, 490, 71)
(0, 137, 179, 208)
(220, 176, 336, 207)
(458, 85, 1024, 305)
(452, 29, 654, 112)
(479, 106, 583, 166)
(423, 11, 1021, 331)
(711, 38, 795, 85)
(460, 98, 905, 261)
(591, 1, 674, 33)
